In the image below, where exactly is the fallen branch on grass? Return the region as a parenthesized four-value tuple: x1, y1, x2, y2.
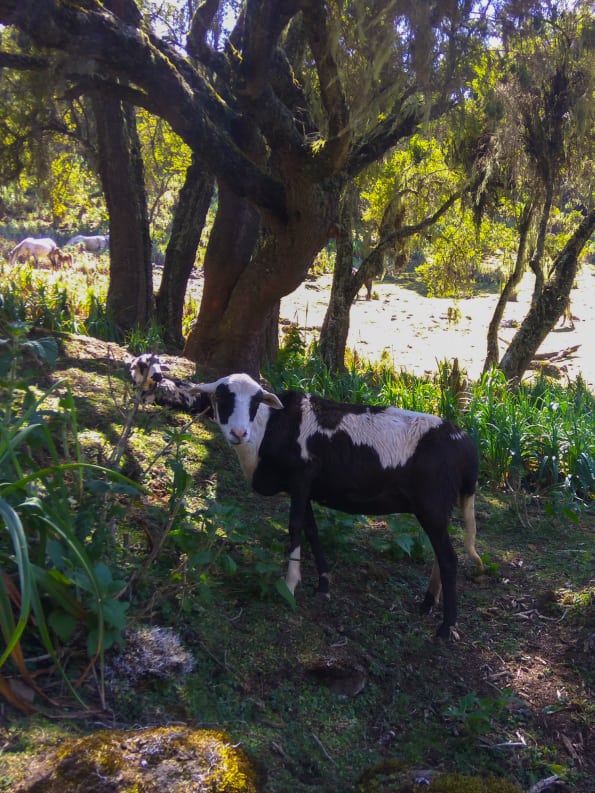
(532, 344, 581, 362)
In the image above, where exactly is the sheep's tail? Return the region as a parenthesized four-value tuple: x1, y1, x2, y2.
(461, 492, 483, 570)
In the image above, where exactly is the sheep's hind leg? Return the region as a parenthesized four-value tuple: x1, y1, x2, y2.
(304, 502, 330, 596)
(420, 560, 442, 615)
(420, 519, 458, 639)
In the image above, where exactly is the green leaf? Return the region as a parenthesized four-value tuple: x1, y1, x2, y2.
(189, 550, 216, 567)
(24, 336, 58, 365)
(101, 599, 129, 631)
(395, 533, 416, 556)
(94, 562, 113, 588)
(48, 610, 78, 643)
(220, 554, 237, 575)
(0, 497, 31, 668)
(275, 579, 297, 610)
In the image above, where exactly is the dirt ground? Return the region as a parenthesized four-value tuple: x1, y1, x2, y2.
(279, 264, 595, 390)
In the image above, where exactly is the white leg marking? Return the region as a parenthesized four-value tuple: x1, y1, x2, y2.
(285, 546, 301, 595)
(429, 559, 442, 604)
(462, 494, 483, 570)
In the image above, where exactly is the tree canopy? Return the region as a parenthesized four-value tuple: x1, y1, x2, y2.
(0, 0, 593, 379)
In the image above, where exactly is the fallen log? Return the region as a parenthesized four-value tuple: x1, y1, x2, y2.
(532, 344, 581, 363)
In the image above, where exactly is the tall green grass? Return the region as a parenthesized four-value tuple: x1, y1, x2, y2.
(0, 264, 123, 341)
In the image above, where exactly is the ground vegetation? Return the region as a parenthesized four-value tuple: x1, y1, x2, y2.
(0, 271, 592, 790)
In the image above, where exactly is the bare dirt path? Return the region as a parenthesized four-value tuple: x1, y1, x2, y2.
(280, 264, 595, 390)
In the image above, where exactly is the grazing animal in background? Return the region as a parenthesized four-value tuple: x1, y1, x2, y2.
(352, 267, 373, 300)
(48, 248, 73, 269)
(65, 234, 109, 253)
(59, 250, 74, 267)
(559, 299, 575, 330)
(8, 237, 58, 267)
(130, 354, 483, 638)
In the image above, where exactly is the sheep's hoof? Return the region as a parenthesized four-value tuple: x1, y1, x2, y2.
(435, 623, 459, 641)
(420, 591, 436, 615)
(316, 574, 331, 598)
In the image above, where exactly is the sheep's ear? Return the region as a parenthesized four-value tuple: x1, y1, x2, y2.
(262, 391, 283, 410)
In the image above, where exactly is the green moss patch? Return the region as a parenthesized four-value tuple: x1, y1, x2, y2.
(15, 726, 262, 793)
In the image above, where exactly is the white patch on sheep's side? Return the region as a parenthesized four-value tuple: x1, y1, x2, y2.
(286, 546, 301, 594)
(297, 398, 443, 469)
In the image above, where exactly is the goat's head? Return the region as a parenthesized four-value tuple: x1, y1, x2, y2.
(129, 353, 170, 393)
(197, 373, 283, 446)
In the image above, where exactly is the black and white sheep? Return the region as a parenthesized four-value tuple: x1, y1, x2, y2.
(129, 353, 211, 414)
(129, 356, 483, 638)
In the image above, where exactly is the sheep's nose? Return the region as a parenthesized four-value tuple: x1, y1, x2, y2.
(230, 427, 248, 443)
(152, 371, 163, 383)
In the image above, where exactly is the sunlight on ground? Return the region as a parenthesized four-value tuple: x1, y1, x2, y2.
(280, 265, 595, 390)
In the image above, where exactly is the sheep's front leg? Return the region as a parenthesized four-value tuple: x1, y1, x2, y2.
(286, 489, 329, 597)
(431, 534, 458, 639)
(286, 494, 305, 595)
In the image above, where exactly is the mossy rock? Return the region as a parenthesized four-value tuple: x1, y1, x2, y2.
(356, 760, 523, 792)
(14, 725, 263, 793)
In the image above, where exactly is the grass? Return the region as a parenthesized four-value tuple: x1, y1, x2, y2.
(0, 261, 593, 792)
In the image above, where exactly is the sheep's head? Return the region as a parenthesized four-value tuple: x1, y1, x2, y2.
(197, 373, 283, 447)
(129, 353, 170, 394)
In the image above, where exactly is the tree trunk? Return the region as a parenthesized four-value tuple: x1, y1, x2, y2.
(93, 97, 152, 333)
(319, 243, 354, 372)
(499, 209, 595, 383)
(319, 186, 376, 372)
(483, 202, 535, 372)
(528, 182, 553, 307)
(319, 186, 466, 373)
(184, 171, 339, 378)
(156, 154, 214, 349)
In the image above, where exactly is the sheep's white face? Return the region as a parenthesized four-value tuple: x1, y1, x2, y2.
(199, 373, 282, 445)
(197, 374, 283, 479)
(129, 354, 169, 392)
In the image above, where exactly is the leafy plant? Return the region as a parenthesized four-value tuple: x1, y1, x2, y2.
(0, 321, 141, 710)
(444, 688, 520, 736)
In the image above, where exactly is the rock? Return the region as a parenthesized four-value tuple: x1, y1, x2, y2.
(15, 725, 263, 793)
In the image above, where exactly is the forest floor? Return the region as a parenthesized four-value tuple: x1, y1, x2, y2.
(276, 263, 595, 391)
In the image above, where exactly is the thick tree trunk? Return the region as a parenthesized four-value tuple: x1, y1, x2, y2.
(483, 202, 534, 372)
(93, 97, 152, 333)
(183, 182, 261, 376)
(499, 210, 595, 382)
(185, 172, 338, 378)
(156, 155, 214, 349)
